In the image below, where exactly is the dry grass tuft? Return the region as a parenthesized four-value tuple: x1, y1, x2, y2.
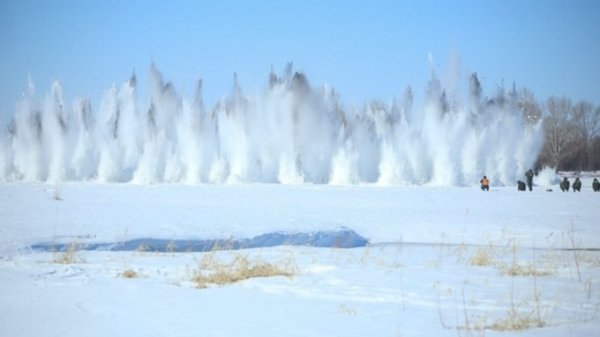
(120, 269, 140, 279)
(501, 263, 553, 277)
(469, 247, 494, 267)
(53, 242, 83, 264)
(490, 310, 543, 331)
(192, 253, 296, 288)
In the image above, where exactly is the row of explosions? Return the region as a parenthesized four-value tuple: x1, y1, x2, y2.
(0, 64, 543, 185)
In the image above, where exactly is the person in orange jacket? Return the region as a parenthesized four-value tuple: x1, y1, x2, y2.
(480, 176, 490, 191)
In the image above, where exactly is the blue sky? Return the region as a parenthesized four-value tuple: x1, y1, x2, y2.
(1, 0, 599, 122)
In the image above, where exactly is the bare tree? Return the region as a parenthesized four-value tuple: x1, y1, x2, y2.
(571, 101, 600, 170)
(541, 96, 574, 170)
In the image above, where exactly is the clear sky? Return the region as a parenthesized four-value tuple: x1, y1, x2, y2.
(1, 0, 599, 122)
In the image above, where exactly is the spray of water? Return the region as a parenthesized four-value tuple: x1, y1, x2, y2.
(0, 63, 544, 185)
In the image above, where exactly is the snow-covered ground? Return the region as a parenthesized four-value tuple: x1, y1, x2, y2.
(1, 181, 599, 336)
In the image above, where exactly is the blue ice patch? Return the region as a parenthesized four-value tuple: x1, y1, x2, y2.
(30, 228, 368, 252)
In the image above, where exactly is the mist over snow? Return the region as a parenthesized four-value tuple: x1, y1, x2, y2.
(0, 63, 544, 186)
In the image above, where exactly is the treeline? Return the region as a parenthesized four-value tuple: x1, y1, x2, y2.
(517, 92, 600, 172)
(476, 81, 600, 172)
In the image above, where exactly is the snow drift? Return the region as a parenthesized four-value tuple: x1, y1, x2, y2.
(0, 64, 543, 185)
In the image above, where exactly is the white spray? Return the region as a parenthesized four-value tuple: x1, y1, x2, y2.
(0, 63, 544, 185)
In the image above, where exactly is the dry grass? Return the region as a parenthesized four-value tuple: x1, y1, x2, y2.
(490, 309, 543, 331)
(576, 251, 600, 268)
(466, 243, 555, 278)
(120, 269, 140, 279)
(192, 253, 296, 288)
(447, 241, 556, 333)
(469, 247, 494, 267)
(500, 263, 553, 277)
(53, 242, 83, 264)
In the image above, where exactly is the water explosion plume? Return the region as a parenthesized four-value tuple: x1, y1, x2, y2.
(0, 64, 543, 186)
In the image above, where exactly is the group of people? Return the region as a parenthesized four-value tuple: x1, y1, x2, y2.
(479, 169, 600, 192)
(554, 175, 600, 192)
(558, 176, 600, 192)
(480, 169, 534, 192)
(560, 177, 581, 192)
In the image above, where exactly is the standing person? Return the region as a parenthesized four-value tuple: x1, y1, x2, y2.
(572, 177, 582, 192)
(525, 169, 534, 191)
(480, 176, 490, 191)
(560, 177, 570, 192)
(593, 178, 600, 192)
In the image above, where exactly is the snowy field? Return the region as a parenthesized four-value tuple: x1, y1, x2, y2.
(1, 181, 599, 337)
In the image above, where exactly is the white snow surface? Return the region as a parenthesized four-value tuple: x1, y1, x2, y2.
(1, 181, 599, 336)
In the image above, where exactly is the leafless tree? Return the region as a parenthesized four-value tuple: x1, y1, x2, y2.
(571, 101, 600, 170)
(541, 96, 574, 170)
